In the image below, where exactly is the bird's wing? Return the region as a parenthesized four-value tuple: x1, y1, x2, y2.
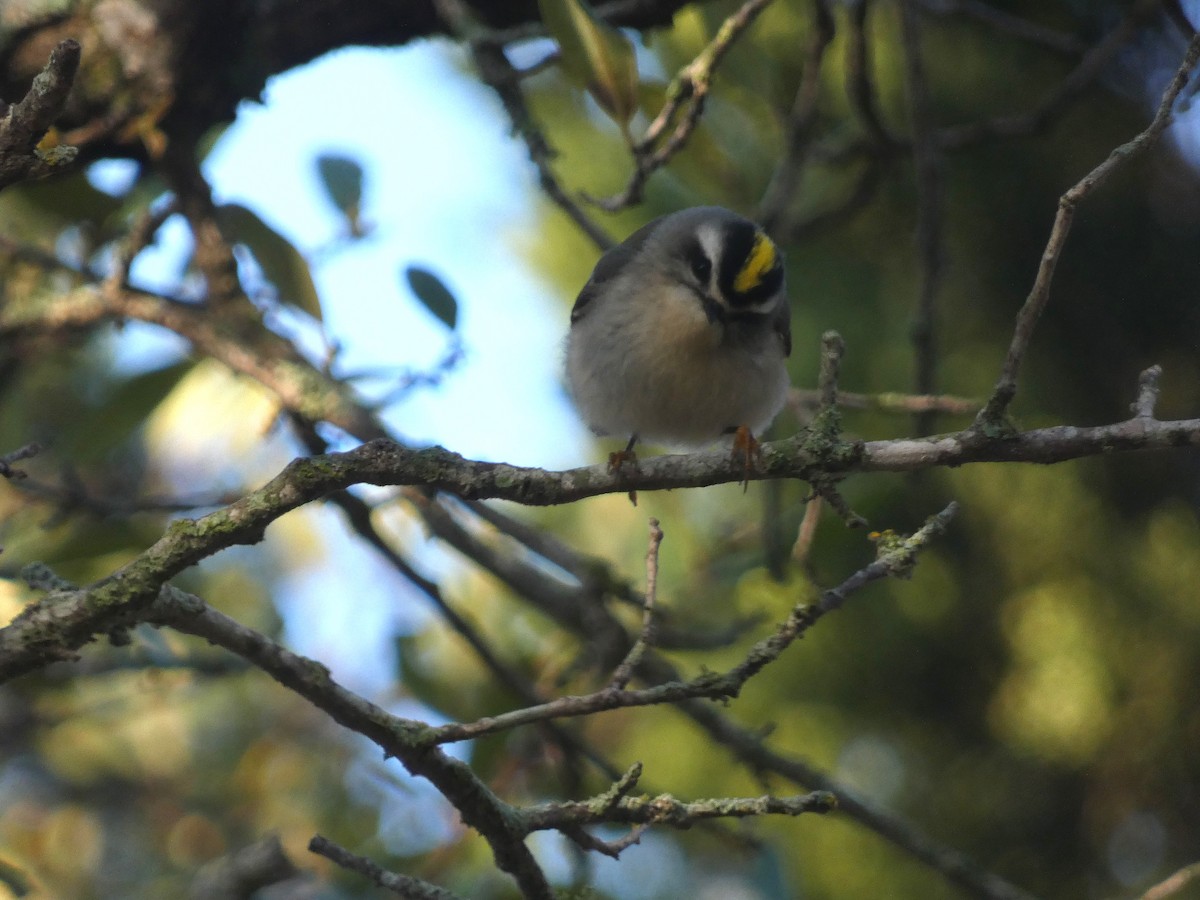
(570, 218, 662, 323)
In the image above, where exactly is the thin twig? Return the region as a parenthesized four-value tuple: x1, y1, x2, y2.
(757, 0, 836, 232)
(976, 32, 1200, 428)
(103, 198, 180, 295)
(845, 0, 895, 149)
(938, 0, 1168, 151)
(815, 0, 1166, 164)
(436, 0, 615, 251)
(790, 386, 978, 417)
(0, 443, 43, 480)
(899, 0, 946, 437)
(309, 835, 466, 899)
(15, 477, 240, 515)
(916, 0, 1086, 56)
(595, 0, 775, 210)
(1139, 861, 1200, 900)
(785, 159, 886, 241)
(609, 518, 664, 689)
(427, 504, 955, 745)
(1132, 365, 1163, 418)
(791, 496, 824, 565)
(159, 138, 244, 309)
(817, 330, 846, 412)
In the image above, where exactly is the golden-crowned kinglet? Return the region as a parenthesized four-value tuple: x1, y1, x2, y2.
(566, 206, 791, 458)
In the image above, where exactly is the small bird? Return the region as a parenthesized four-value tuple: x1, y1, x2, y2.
(566, 206, 792, 474)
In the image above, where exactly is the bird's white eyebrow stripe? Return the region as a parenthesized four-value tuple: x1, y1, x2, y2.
(694, 222, 725, 271)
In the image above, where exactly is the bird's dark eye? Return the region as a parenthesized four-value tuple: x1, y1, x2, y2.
(687, 245, 713, 283)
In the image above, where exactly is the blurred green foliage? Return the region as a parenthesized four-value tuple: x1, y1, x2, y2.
(1, 1, 1199, 898)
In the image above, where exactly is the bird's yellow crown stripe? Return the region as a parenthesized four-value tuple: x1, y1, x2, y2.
(734, 231, 778, 293)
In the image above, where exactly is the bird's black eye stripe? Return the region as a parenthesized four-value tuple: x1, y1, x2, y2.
(686, 240, 713, 283)
(718, 220, 783, 306)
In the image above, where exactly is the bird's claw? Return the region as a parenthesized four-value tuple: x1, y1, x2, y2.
(608, 446, 640, 506)
(730, 425, 762, 491)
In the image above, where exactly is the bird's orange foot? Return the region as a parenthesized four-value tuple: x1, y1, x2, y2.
(608, 442, 640, 506)
(729, 425, 762, 491)
(607, 447, 639, 474)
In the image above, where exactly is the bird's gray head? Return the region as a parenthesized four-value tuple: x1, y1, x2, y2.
(658, 207, 786, 322)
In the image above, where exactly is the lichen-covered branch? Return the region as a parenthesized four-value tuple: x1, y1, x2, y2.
(0, 39, 80, 190)
(3, 370, 1197, 679)
(520, 788, 837, 833)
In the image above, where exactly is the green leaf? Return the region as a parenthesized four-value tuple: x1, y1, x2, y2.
(6, 169, 124, 237)
(404, 265, 459, 331)
(315, 153, 363, 213)
(315, 153, 365, 236)
(214, 202, 323, 321)
(538, 0, 639, 127)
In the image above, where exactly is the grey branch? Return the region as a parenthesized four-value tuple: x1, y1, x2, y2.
(3, 389, 1199, 680)
(0, 443, 43, 480)
(422, 504, 956, 745)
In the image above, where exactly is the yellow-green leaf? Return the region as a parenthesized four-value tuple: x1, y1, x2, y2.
(65, 361, 195, 461)
(215, 202, 323, 322)
(538, 0, 639, 126)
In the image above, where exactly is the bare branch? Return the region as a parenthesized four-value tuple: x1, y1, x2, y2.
(785, 157, 886, 239)
(4, 377, 1200, 684)
(103, 198, 179, 295)
(0, 282, 387, 441)
(0, 443, 43, 481)
(595, 0, 775, 210)
(427, 504, 955, 745)
(608, 518, 664, 689)
(437, 0, 616, 251)
(791, 495, 824, 565)
(976, 31, 1200, 427)
(758, 0, 836, 232)
(845, 0, 895, 149)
